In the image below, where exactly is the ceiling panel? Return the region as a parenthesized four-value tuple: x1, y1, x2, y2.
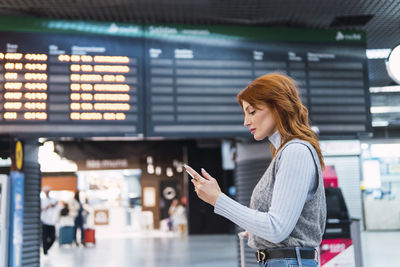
(0, 0, 399, 87)
(0, 0, 398, 49)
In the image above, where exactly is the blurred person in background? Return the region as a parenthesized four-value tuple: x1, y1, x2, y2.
(58, 201, 74, 226)
(168, 197, 187, 235)
(41, 186, 60, 255)
(70, 190, 87, 246)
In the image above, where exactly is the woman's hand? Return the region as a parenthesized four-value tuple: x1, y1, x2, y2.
(238, 231, 248, 238)
(184, 165, 221, 206)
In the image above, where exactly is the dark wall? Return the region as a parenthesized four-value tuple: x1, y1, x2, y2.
(187, 140, 235, 235)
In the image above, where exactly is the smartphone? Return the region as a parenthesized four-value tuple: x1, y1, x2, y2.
(184, 164, 195, 179)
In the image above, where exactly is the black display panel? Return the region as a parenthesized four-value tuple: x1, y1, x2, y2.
(0, 31, 144, 137)
(0, 21, 371, 139)
(145, 31, 371, 138)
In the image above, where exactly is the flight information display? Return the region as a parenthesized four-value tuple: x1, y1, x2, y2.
(144, 26, 371, 138)
(0, 19, 371, 139)
(0, 31, 143, 136)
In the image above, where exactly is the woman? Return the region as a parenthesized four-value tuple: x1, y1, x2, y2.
(184, 73, 326, 267)
(168, 198, 187, 234)
(70, 191, 86, 246)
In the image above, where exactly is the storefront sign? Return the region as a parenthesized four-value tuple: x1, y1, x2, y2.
(320, 140, 361, 156)
(85, 159, 128, 169)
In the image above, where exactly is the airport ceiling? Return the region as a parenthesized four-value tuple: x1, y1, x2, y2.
(0, 0, 398, 86)
(0, 0, 399, 50)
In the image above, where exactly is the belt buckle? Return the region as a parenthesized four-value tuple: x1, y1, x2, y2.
(257, 250, 267, 262)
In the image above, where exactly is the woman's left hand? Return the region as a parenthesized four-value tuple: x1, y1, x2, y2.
(184, 165, 221, 206)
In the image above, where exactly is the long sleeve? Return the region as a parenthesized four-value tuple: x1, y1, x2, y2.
(214, 143, 316, 243)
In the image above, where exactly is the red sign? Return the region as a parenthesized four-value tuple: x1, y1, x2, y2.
(320, 238, 353, 266)
(323, 165, 338, 188)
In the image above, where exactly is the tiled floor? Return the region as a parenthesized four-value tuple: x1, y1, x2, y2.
(41, 231, 237, 267)
(361, 231, 400, 267)
(41, 231, 400, 267)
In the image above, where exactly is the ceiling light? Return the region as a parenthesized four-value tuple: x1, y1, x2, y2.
(366, 49, 391, 59)
(386, 44, 400, 84)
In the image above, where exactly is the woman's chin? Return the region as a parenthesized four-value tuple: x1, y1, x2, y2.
(253, 133, 267, 141)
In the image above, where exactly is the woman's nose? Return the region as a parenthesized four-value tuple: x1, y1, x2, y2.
(243, 117, 250, 127)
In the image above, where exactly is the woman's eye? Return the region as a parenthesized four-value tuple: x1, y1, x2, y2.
(250, 111, 255, 115)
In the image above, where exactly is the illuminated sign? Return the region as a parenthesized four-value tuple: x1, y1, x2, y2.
(0, 31, 143, 136)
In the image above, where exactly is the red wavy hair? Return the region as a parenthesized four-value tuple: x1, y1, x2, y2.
(237, 73, 325, 169)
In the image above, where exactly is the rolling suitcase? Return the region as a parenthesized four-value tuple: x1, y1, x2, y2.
(59, 226, 74, 245)
(84, 228, 95, 245)
(238, 231, 258, 267)
(238, 231, 247, 267)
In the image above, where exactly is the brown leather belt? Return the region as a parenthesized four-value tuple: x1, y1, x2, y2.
(256, 248, 317, 262)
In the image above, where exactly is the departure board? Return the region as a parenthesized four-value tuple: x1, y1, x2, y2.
(0, 18, 371, 138)
(145, 26, 371, 138)
(0, 31, 143, 136)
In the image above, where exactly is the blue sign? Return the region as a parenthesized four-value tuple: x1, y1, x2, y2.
(8, 171, 24, 267)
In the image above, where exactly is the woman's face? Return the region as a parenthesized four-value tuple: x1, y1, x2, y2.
(242, 100, 277, 141)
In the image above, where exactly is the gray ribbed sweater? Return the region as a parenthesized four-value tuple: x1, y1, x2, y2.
(214, 131, 326, 249)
